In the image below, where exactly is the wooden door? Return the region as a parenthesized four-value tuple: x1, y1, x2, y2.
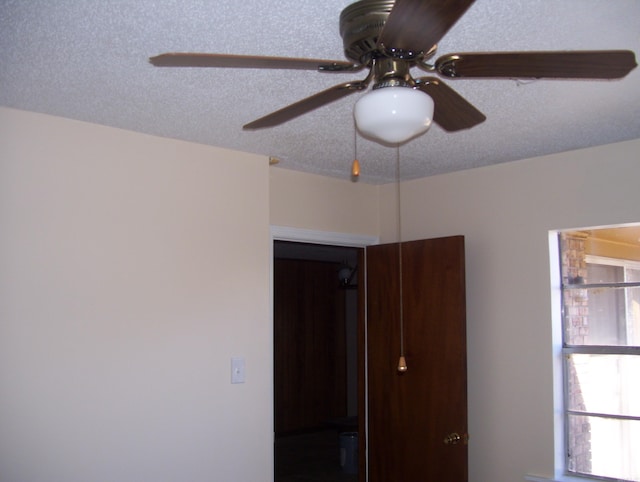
(366, 236, 468, 482)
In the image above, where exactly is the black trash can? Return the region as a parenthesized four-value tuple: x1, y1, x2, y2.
(339, 432, 358, 474)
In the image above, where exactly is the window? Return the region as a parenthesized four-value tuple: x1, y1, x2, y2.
(559, 228, 640, 482)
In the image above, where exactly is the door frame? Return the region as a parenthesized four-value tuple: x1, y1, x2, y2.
(271, 226, 378, 248)
(270, 226, 378, 479)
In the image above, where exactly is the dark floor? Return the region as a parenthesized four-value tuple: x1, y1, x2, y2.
(275, 429, 359, 482)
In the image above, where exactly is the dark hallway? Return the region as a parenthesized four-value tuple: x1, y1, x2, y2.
(273, 241, 361, 482)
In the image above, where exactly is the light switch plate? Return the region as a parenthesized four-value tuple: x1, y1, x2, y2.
(231, 357, 245, 384)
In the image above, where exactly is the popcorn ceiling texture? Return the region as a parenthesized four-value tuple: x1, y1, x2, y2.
(1, 0, 639, 183)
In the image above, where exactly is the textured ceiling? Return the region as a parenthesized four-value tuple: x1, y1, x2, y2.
(1, 0, 639, 184)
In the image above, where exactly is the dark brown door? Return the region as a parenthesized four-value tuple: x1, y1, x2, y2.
(366, 236, 468, 482)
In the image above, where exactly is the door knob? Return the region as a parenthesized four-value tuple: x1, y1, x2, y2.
(444, 432, 469, 445)
(444, 433, 461, 445)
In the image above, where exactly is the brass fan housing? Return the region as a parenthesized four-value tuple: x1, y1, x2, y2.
(340, 0, 396, 65)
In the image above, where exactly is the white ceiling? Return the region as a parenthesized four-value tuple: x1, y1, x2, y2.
(1, 0, 639, 184)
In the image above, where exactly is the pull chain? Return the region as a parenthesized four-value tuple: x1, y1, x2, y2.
(351, 125, 360, 180)
(396, 146, 407, 373)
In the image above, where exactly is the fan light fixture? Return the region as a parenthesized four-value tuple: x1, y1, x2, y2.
(354, 86, 434, 144)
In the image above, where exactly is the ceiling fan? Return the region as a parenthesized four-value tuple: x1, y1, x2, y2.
(150, 0, 637, 144)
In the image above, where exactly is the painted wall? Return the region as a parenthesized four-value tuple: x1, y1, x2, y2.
(3, 104, 639, 482)
(0, 108, 272, 482)
(378, 138, 640, 481)
(270, 167, 380, 237)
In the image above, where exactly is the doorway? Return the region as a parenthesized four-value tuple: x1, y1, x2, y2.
(272, 232, 469, 481)
(273, 240, 361, 482)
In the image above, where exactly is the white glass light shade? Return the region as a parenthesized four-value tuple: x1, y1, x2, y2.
(354, 87, 434, 144)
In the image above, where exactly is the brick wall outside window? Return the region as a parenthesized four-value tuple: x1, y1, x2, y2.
(560, 232, 592, 473)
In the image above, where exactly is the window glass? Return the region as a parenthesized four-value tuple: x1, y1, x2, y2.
(567, 354, 640, 417)
(567, 415, 640, 481)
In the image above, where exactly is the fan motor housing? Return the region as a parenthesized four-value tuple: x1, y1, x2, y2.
(340, 0, 396, 64)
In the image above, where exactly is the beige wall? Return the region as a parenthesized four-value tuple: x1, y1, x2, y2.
(269, 167, 380, 237)
(3, 104, 640, 482)
(379, 138, 640, 481)
(0, 108, 272, 482)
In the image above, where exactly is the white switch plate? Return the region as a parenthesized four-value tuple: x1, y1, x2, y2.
(231, 357, 245, 384)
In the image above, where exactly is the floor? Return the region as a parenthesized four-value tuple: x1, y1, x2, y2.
(275, 429, 359, 482)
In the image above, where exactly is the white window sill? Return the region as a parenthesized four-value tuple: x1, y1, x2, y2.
(526, 475, 632, 482)
(525, 475, 605, 482)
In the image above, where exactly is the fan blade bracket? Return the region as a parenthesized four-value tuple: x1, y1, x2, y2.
(436, 54, 463, 77)
(318, 62, 365, 72)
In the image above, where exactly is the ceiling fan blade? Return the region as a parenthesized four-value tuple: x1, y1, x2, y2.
(243, 81, 368, 130)
(149, 53, 358, 72)
(378, 0, 475, 55)
(436, 50, 638, 79)
(416, 77, 485, 131)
